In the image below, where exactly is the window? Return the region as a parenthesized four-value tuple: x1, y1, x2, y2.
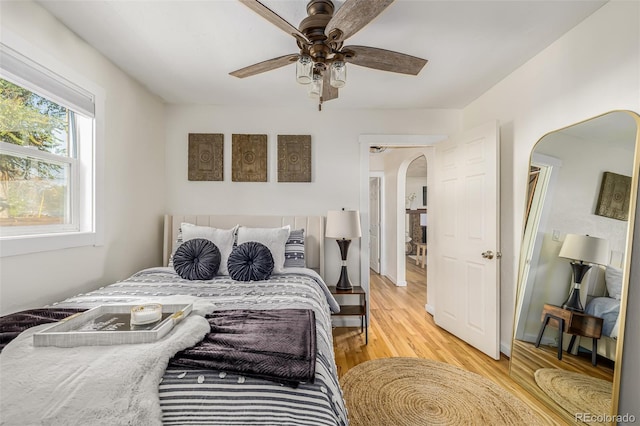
(0, 38, 103, 256)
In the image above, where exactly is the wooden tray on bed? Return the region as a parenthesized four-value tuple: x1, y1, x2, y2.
(33, 304, 192, 347)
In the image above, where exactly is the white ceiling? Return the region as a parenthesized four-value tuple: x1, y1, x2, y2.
(38, 0, 606, 110)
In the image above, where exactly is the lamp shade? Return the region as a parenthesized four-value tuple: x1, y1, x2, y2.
(558, 234, 610, 265)
(326, 210, 362, 239)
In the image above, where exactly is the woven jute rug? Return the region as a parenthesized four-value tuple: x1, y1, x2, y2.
(534, 368, 612, 426)
(340, 357, 539, 426)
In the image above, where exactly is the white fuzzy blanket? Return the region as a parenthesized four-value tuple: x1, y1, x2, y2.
(0, 314, 210, 426)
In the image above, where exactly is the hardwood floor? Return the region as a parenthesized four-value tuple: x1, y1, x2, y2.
(332, 258, 567, 424)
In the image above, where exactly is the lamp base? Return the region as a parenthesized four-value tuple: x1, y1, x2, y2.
(561, 285, 584, 312)
(336, 239, 353, 291)
(336, 265, 353, 291)
(562, 261, 591, 312)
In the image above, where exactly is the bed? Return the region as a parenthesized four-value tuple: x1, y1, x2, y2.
(580, 263, 624, 361)
(0, 214, 348, 426)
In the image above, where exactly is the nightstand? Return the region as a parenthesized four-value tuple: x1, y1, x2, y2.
(535, 303, 603, 366)
(328, 286, 367, 344)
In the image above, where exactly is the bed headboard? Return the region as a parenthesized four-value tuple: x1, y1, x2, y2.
(163, 215, 325, 278)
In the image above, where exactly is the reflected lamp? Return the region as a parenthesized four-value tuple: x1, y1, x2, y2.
(326, 209, 362, 290)
(558, 234, 610, 312)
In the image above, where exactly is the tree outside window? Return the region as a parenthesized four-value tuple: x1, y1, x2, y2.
(0, 78, 73, 227)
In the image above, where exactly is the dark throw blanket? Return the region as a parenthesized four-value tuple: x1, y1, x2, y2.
(0, 307, 317, 387)
(0, 308, 86, 353)
(169, 309, 317, 387)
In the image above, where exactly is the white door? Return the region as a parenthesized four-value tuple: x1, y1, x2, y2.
(369, 177, 381, 273)
(433, 121, 500, 360)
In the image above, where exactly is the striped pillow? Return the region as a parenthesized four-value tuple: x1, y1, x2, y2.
(284, 229, 305, 268)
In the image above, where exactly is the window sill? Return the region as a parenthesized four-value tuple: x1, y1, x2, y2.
(0, 232, 103, 257)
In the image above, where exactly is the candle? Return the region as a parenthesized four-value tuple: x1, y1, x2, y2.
(131, 304, 162, 325)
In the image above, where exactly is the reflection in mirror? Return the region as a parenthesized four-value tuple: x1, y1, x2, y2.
(510, 111, 639, 425)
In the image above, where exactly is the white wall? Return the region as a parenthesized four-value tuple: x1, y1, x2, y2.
(164, 105, 459, 286)
(406, 176, 428, 210)
(462, 0, 640, 418)
(0, 1, 166, 315)
(369, 152, 385, 173)
(540, 134, 633, 254)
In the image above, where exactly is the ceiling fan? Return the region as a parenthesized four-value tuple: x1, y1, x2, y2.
(230, 0, 428, 109)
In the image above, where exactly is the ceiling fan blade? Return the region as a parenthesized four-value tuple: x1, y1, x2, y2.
(229, 54, 298, 78)
(322, 72, 338, 102)
(343, 45, 427, 75)
(238, 0, 308, 42)
(325, 0, 394, 44)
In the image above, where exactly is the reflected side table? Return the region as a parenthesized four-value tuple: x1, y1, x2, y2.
(535, 303, 603, 366)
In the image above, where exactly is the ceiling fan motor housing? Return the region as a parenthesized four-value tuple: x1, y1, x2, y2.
(300, 0, 339, 65)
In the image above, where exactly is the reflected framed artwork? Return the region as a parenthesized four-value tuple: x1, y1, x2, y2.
(595, 171, 631, 221)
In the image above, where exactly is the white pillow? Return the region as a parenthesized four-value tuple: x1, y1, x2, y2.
(236, 225, 291, 273)
(181, 223, 238, 275)
(605, 265, 623, 300)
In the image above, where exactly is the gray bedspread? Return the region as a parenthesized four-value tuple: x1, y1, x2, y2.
(50, 266, 347, 426)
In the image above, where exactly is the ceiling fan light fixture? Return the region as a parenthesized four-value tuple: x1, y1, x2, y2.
(330, 60, 346, 88)
(308, 71, 323, 98)
(231, 0, 428, 108)
(296, 55, 313, 85)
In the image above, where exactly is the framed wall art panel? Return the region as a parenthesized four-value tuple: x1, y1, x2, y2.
(188, 133, 223, 181)
(232, 134, 267, 182)
(278, 135, 311, 182)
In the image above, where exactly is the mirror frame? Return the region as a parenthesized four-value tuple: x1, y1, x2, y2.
(510, 110, 640, 422)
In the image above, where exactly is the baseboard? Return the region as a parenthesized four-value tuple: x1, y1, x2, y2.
(425, 304, 434, 315)
(384, 273, 407, 287)
(500, 341, 511, 358)
(385, 274, 398, 285)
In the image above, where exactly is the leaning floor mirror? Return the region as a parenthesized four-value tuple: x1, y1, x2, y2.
(510, 111, 639, 425)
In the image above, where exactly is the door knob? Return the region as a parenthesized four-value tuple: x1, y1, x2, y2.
(482, 250, 494, 259)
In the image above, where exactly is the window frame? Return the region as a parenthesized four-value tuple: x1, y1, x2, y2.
(0, 31, 104, 257)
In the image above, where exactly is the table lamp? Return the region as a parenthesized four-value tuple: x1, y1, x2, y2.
(558, 234, 609, 312)
(326, 209, 362, 290)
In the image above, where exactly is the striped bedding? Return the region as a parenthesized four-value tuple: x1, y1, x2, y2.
(51, 267, 348, 426)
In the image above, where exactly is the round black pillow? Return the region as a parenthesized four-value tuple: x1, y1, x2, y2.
(228, 241, 274, 282)
(173, 238, 221, 280)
